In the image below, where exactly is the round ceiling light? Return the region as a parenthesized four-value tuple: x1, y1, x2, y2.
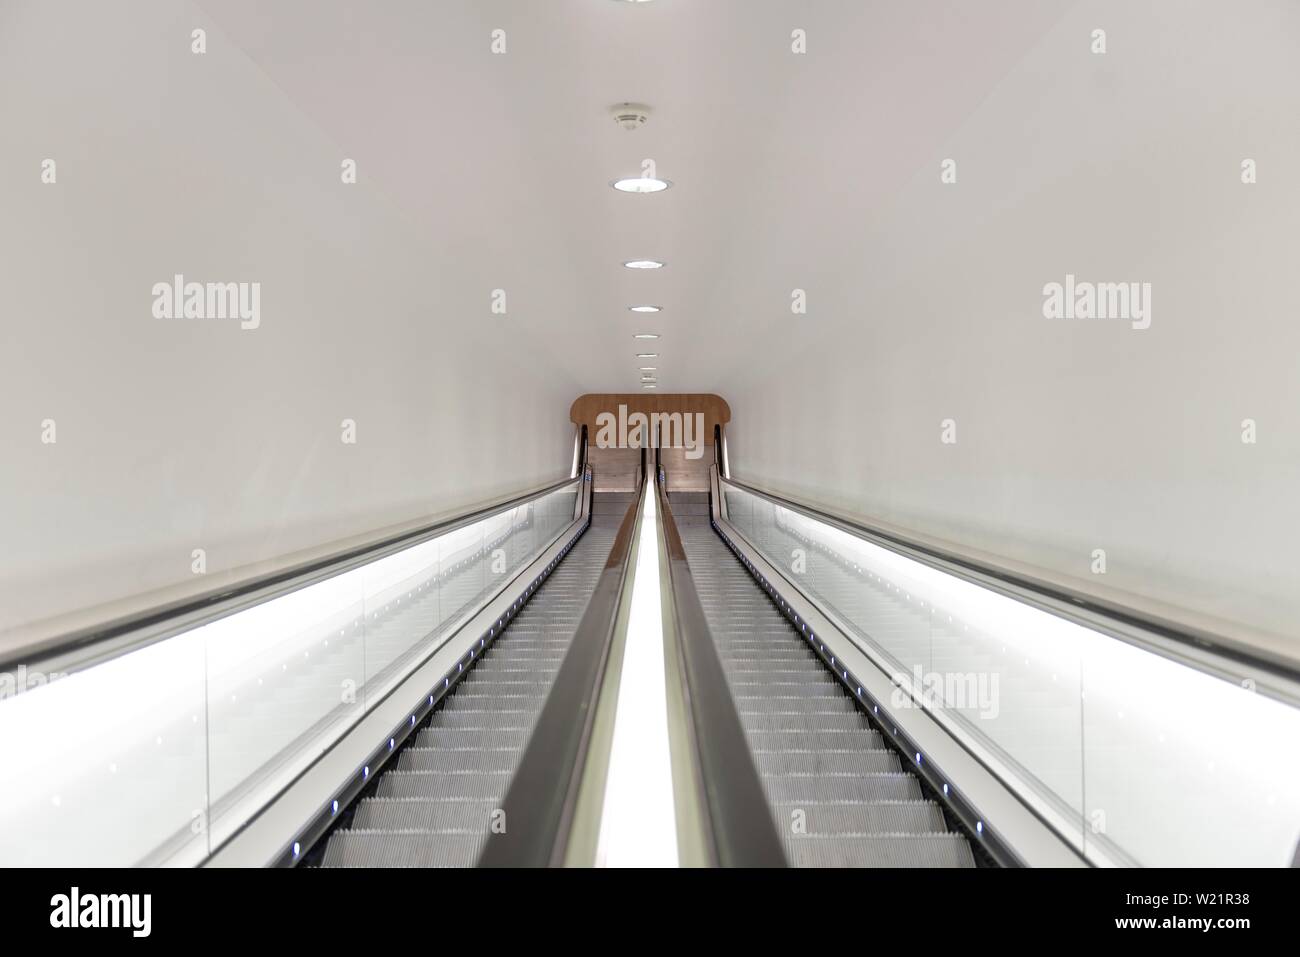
(635, 353, 658, 358)
(610, 103, 652, 131)
(623, 260, 665, 270)
(612, 177, 671, 193)
(638, 366, 657, 371)
(633, 333, 659, 339)
(628, 305, 661, 313)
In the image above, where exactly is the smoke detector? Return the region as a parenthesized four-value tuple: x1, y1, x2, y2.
(610, 103, 651, 131)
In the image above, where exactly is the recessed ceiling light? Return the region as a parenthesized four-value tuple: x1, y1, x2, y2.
(623, 260, 665, 270)
(628, 305, 661, 313)
(612, 177, 671, 193)
(636, 353, 658, 358)
(638, 366, 657, 371)
(642, 384, 657, 389)
(633, 333, 659, 339)
(642, 377, 657, 383)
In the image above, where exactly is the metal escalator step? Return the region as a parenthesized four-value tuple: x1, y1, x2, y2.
(482, 653, 566, 664)
(321, 830, 487, 868)
(441, 694, 548, 712)
(375, 770, 512, 801)
(505, 618, 586, 628)
(739, 711, 873, 733)
(728, 668, 833, 680)
(721, 647, 819, 658)
(736, 695, 859, 714)
(784, 833, 975, 868)
(470, 666, 561, 680)
(447, 688, 549, 703)
(755, 749, 901, 775)
(487, 636, 574, 647)
(731, 681, 844, 697)
(431, 709, 537, 730)
(434, 712, 540, 733)
(747, 729, 885, 752)
(460, 680, 552, 694)
(350, 798, 499, 833)
(415, 728, 530, 750)
(770, 800, 949, 836)
(397, 747, 520, 774)
(721, 646, 818, 658)
(762, 772, 922, 804)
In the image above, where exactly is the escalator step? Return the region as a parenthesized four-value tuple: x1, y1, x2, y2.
(415, 728, 530, 751)
(350, 798, 499, 833)
(432, 709, 537, 730)
(731, 681, 844, 697)
(322, 830, 488, 868)
(736, 695, 859, 714)
(376, 770, 512, 801)
(784, 833, 975, 868)
(397, 748, 520, 774)
(441, 694, 548, 711)
(770, 800, 949, 836)
(747, 729, 885, 752)
(739, 711, 874, 733)
(755, 749, 901, 775)
(761, 772, 922, 804)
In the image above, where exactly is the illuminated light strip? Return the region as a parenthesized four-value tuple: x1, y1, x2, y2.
(595, 490, 678, 867)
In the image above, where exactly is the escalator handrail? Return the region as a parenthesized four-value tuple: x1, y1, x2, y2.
(657, 473, 788, 867)
(478, 477, 644, 867)
(718, 475, 1300, 689)
(3, 474, 585, 676)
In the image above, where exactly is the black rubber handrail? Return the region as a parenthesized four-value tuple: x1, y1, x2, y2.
(658, 476, 787, 867)
(3, 475, 584, 675)
(478, 477, 644, 867)
(720, 476, 1300, 685)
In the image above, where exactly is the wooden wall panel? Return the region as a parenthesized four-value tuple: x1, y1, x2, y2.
(569, 393, 730, 436)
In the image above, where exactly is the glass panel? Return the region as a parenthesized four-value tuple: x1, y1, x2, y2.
(1080, 636, 1300, 866)
(205, 573, 366, 847)
(0, 633, 208, 865)
(0, 480, 580, 865)
(776, 506, 933, 679)
(437, 521, 488, 637)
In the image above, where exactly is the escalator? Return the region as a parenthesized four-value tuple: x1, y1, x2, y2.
(666, 491, 976, 868)
(315, 491, 638, 867)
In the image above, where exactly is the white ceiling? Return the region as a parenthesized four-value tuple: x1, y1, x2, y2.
(194, 0, 1067, 395)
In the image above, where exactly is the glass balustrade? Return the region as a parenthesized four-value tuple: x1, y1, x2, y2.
(0, 480, 581, 866)
(721, 482, 1300, 866)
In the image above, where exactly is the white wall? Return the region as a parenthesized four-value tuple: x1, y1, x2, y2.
(722, 1, 1300, 651)
(0, 2, 573, 638)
